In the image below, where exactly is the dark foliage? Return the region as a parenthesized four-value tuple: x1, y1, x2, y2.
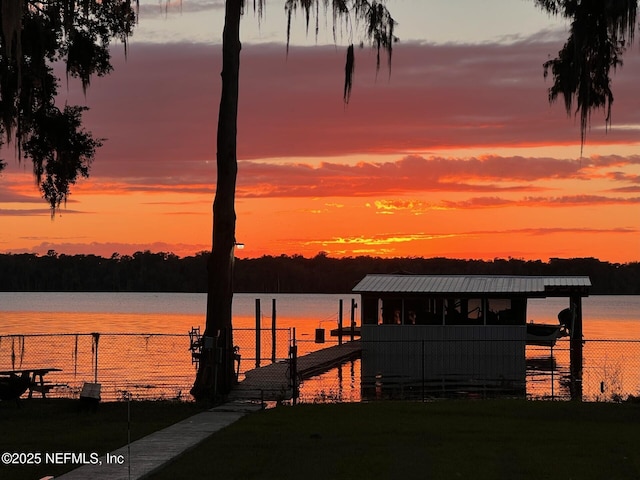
(536, 0, 637, 150)
(0, 251, 637, 295)
(0, 0, 136, 209)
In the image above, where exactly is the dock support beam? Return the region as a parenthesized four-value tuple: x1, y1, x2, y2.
(569, 295, 583, 401)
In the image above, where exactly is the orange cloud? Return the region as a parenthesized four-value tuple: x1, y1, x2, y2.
(303, 233, 463, 247)
(306, 227, 638, 246)
(372, 199, 446, 214)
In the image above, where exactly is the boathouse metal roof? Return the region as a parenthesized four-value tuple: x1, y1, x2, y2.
(352, 275, 591, 296)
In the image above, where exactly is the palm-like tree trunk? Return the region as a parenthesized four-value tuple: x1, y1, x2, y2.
(191, 0, 242, 401)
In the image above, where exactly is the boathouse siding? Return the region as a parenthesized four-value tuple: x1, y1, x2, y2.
(361, 324, 526, 391)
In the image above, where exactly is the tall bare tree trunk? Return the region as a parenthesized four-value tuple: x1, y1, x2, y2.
(191, 0, 242, 401)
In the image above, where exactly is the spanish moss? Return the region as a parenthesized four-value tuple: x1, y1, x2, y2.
(0, 0, 136, 212)
(537, 0, 637, 153)
(344, 43, 354, 102)
(283, 1, 396, 103)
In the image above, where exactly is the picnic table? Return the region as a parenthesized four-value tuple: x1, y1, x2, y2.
(0, 368, 62, 399)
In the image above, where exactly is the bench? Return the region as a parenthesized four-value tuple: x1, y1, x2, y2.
(29, 382, 69, 396)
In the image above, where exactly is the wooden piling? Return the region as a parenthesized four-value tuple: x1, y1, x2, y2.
(350, 298, 356, 341)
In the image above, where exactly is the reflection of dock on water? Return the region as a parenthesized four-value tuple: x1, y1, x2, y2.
(229, 341, 361, 401)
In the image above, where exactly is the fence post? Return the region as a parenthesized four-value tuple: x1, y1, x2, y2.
(255, 299, 261, 369)
(550, 344, 555, 400)
(569, 296, 583, 401)
(422, 340, 425, 402)
(271, 298, 277, 363)
(289, 328, 298, 405)
(338, 299, 343, 345)
(91, 332, 100, 383)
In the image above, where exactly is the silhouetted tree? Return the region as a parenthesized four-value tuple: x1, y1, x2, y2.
(1, 252, 639, 294)
(536, 0, 638, 150)
(0, 1, 136, 208)
(191, 0, 397, 400)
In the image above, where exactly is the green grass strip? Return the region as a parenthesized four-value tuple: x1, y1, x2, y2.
(149, 400, 640, 480)
(0, 399, 202, 480)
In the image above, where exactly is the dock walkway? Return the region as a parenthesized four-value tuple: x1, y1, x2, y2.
(57, 343, 360, 478)
(229, 340, 361, 401)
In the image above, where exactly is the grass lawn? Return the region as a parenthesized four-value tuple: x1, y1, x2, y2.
(0, 398, 204, 480)
(148, 400, 640, 480)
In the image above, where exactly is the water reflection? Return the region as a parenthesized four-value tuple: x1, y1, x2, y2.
(297, 338, 640, 403)
(299, 359, 362, 403)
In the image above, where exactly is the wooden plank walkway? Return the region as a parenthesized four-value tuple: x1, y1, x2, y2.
(58, 343, 361, 478)
(57, 401, 261, 480)
(229, 340, 361, 401)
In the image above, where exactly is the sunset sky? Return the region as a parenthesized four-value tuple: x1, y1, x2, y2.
(1, 0, 639, 262)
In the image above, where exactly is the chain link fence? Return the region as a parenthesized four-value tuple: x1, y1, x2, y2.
(2, 332, 639, 403)
(0, 328, 292, 402)
(295, 338, 640, 403)
(231, 328, 292, 379)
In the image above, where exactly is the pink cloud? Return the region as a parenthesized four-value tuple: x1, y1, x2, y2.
(64, 153, 640, 202)
(0, 208, 57, 216)
(440, 195, 640, 210)
(605, 172, 640, 184)
(4, 35, 635, 221)
(51, 36, 640, 181)
(231, 154, 638, 198)
(0, 191, 43, 204)
(611, 186, 640, 193)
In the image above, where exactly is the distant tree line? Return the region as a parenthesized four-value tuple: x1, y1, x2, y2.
(0, 251, 638, 295)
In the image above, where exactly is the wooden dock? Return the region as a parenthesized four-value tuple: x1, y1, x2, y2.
(229, 341, 361, 401)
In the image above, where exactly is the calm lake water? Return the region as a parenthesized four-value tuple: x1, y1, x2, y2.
(1, 293, 639, 402)
(2, 292, 639, 336)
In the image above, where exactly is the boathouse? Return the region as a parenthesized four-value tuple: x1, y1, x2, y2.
(352, 274, 591, 397)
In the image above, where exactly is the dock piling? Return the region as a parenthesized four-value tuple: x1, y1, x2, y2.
(350, 298, 356, 342)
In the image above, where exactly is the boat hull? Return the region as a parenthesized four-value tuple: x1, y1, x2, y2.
(526, 323, 562, 347)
